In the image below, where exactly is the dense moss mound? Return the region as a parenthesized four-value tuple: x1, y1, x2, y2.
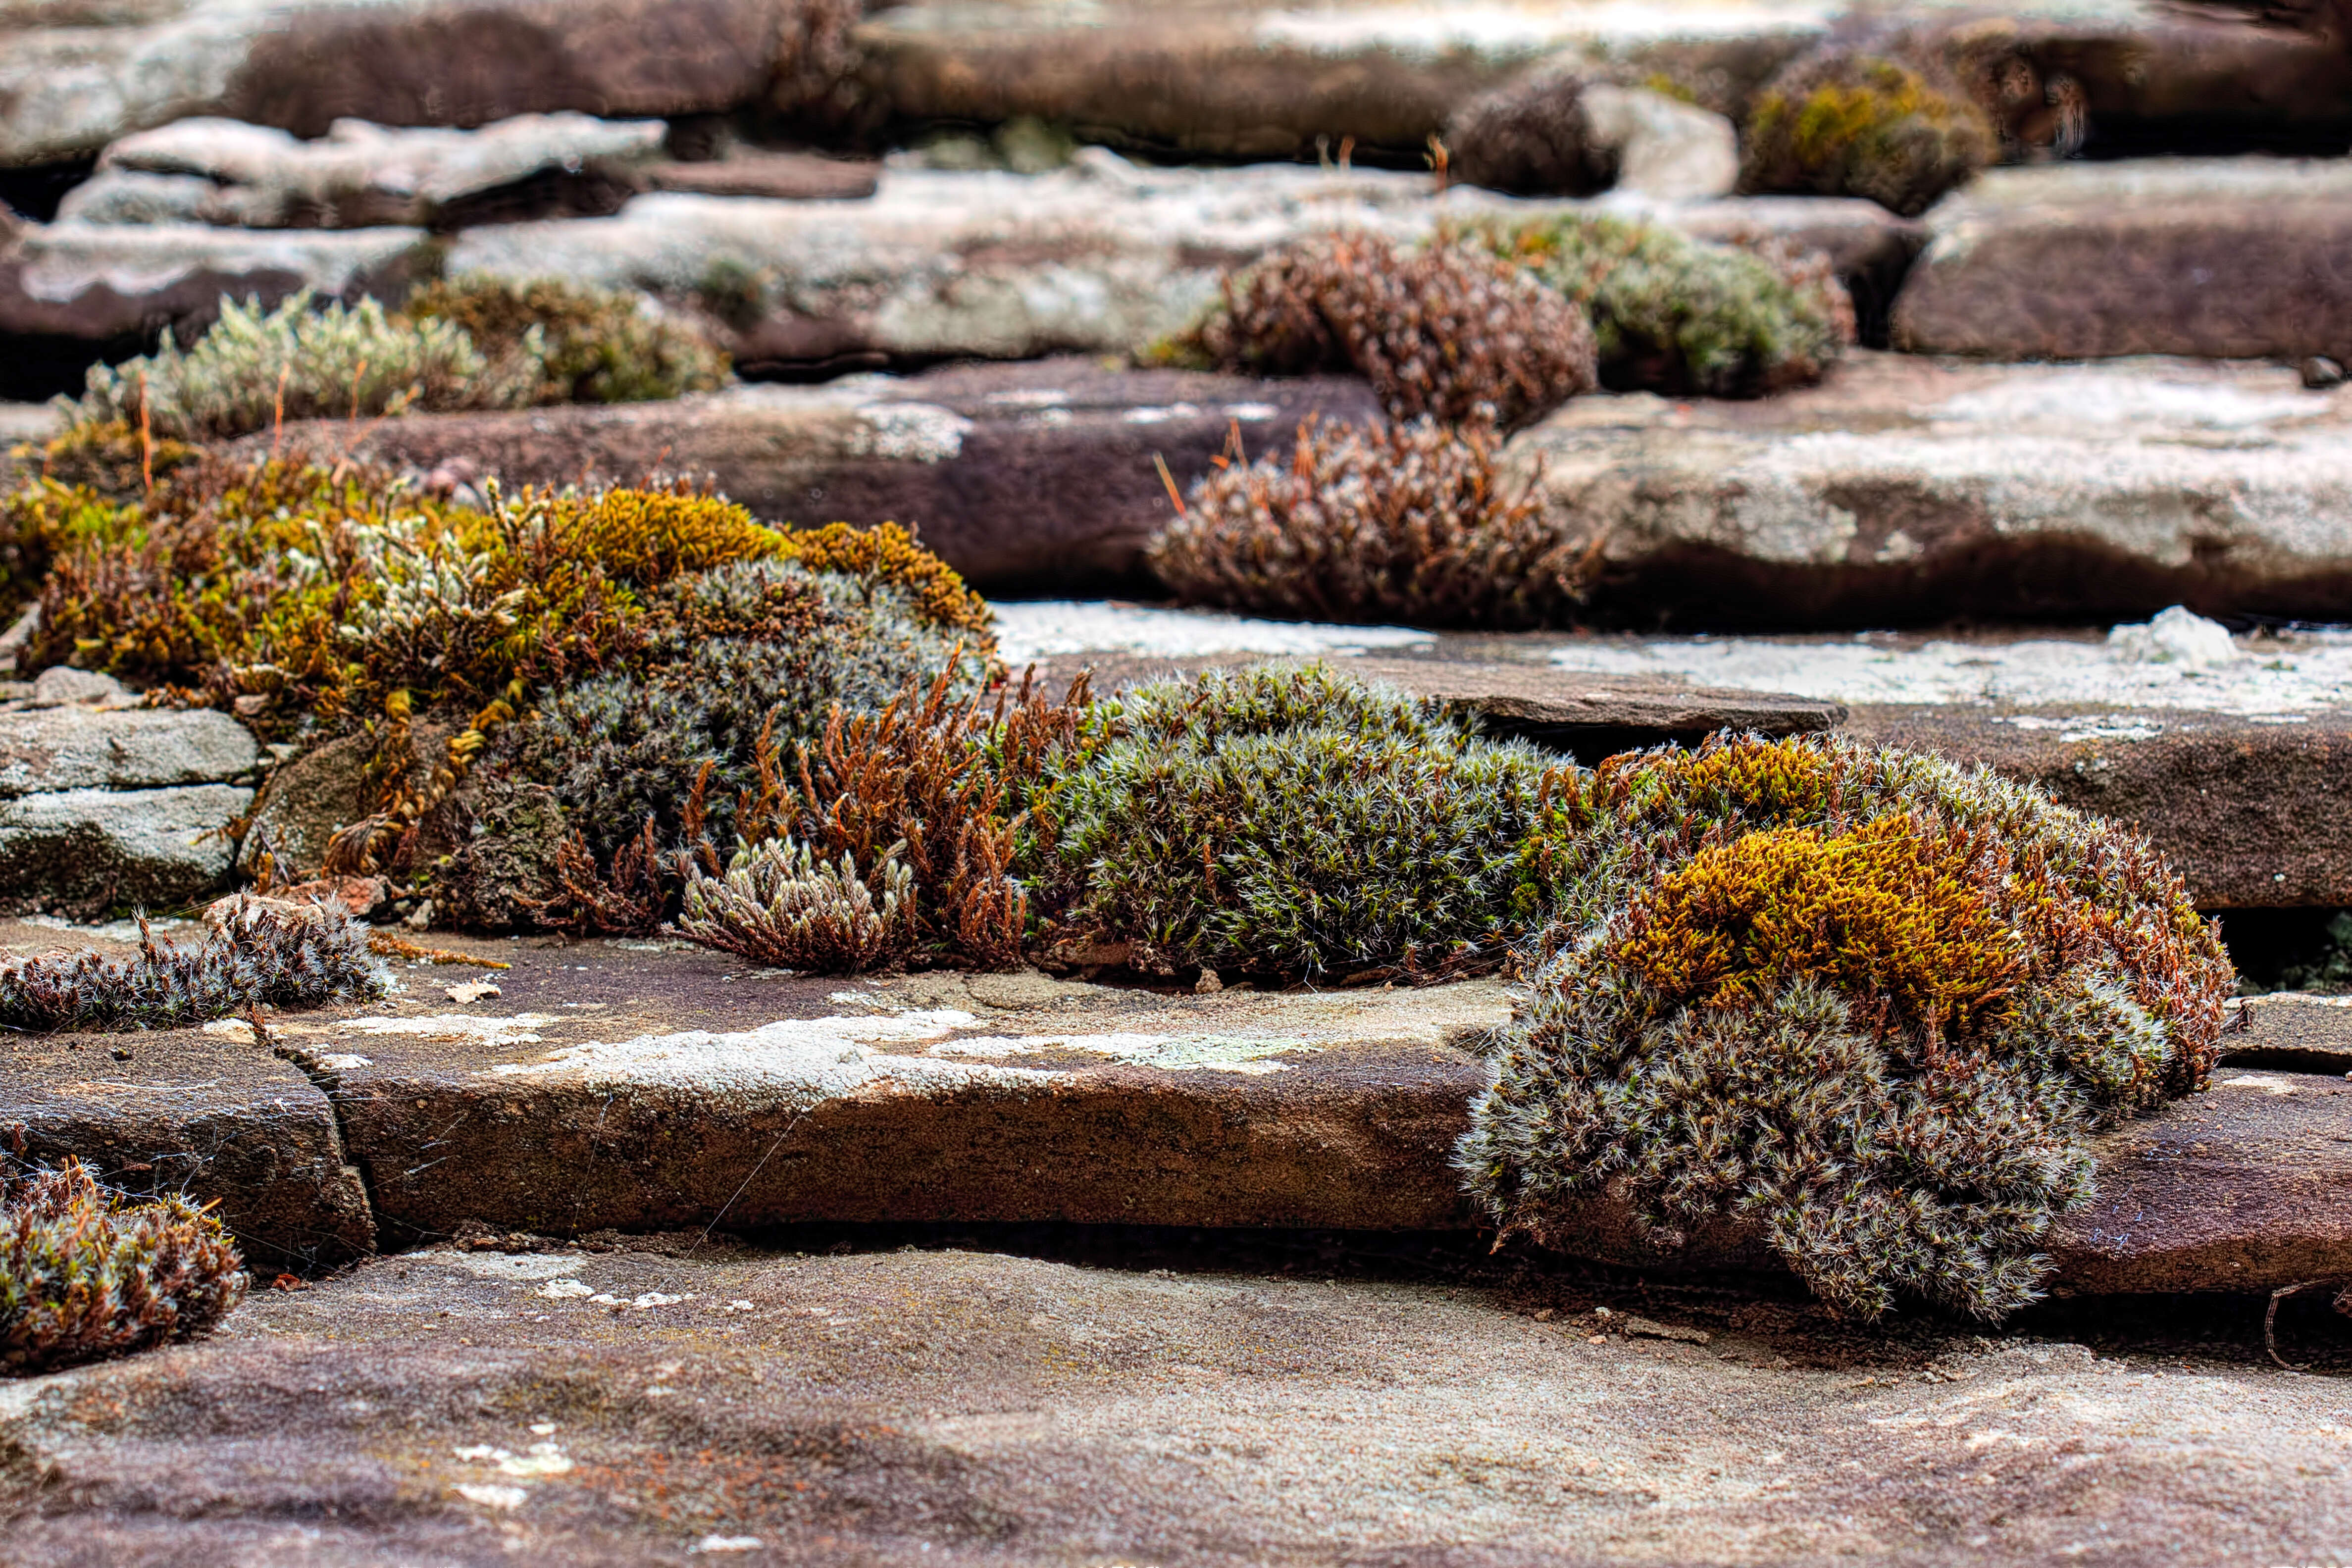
(404, 274, 727, 406)
(1460, 733, 2234, 1320)
(1148, 415, 1583, 628)
(1, 1160, 247, 1374)
(1162, 232, 1598, 429)
(1464, 213, 1854, 398)
(1033, 664, 1568, 979)
(1740, 52, 1995, 216)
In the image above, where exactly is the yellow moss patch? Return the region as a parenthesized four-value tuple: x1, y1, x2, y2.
(1613, 814, 2024, 1037)
(774, 521, 995, 649)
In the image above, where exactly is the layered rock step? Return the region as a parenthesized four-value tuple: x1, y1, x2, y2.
(8, 934, 2342, 1297)
(295, 352, 2352, 623)
(0, 670, 260, 910)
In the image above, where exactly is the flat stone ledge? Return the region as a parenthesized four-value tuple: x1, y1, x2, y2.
(0, 704, 258, 797)
(7, 938, 2331, 1298)
(0, 780, 250, 910)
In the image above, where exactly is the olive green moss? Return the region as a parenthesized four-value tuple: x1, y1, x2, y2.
(1460, 212, 1852, 398)
(1461, 732, 2234, 1321)
(1740, 51, 1996, 217)
(1030, 664, 1569, 979)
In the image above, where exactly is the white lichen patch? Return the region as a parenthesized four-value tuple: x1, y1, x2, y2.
(1548, 610, 2352, 716)
(845, 402, 972, 462)
(929, 1031, 1319, 1074)
(338, 1012, 561, 1045)
(993, 601, 1434, 663)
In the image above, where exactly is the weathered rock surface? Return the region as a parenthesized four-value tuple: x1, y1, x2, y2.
(254, 359, 1386, 593)
(0, 780, 249, 910)
(0, 702, 256, 795)
(0, 217, 426, 397)
(1892, 159, 2352, 361)
(279, 955, 1502, 1248)
(1508, 351, 2352, 627)
(0, 937, 2319, 1298)
(5, 1245, 2347, 1567)
(636, 146, 879, 202)
(0, 0, 844, 167)
(58, 112, 668, 230)
(0, 940, 376, 1267)
(440, 163, 1917, 369)
(238, 720, 451, 878)
(2226, 992, 2352, 1074)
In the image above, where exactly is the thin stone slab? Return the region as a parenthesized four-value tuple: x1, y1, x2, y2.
(1506, 352, 2352, 627)
(0, 703, 258, 796)
(2220, 993, 2352, 1075)
(6, 1247, 2349, 1567)
(1892, 160, 2352, 362)
(271, 946, 1499, 1248)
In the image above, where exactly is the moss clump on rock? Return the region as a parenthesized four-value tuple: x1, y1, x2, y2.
(1168, 232, 1598, 428)
(0, 896, 385, 1033)
(1465, 212, 1853, 397)
(404, 274, 728, 405)
(1460, 733, 2233, 1321)
(66, 278, 730, 444)
(1033, 664, 1568, 980)
(1149, 415, 1585, 627)
(1740, 51, 1996, 216)
(1, 1160, 247, 1374)
(1443, 63, 1617, 197)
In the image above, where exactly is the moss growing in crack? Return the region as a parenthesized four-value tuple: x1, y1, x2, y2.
(1, 1159, 248, 1374)
(1031, 663, 1569, 979)
(1462, 212, 1853, 397)
(1741, 51, 1995, 216)
(1460, 732, 2234, 1321)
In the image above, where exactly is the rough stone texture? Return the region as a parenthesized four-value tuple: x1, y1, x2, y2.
(1506, 351, 2352, 628)
(277, 952, 1502, 1248)
(0, 703, 257, 796)
(59, 112, 668, 230)
(252, 359, 1386, 593)
(0, 0, 825, 167)
(1843, 703, 2352, 910)
(0, 927, 376, 1269)
(2225, 992, 2352, 1074)
(0, 217, 427, 397)
(1580, 82, 1739, 200)
(238, 722, 450, 879)
(1892, 159, 2352, 361)
(0, 781, 249, 910)
(1335, 656, 1845, 758)
(636, 148, 879, 202)
(439, 162, 1918, 370)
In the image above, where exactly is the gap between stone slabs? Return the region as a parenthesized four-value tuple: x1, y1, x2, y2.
(5, 936, 2345, 1300)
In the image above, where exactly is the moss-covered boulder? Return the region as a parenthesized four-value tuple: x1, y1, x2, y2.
(1739, 51, 1995, 217)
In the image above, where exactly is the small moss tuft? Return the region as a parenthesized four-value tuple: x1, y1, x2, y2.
(1175, 232, 1598, 428)
(1, 1160, 248, 1374)
(404, 274, 729, 405)
(1741, 51, 1995, 216)
(676, 837, 916, 973)
(1149, 414, 1585, 627)
(1463, 212, 1853, 396)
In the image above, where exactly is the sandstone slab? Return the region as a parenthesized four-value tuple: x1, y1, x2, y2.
(0, 217, 426, 397)
(273, 948, 1500, 1248)
(5, 1246, 2348, 1567)
(2224, 992, 2352, 1074)
(0, 929, 376, 1269)
(0, 702, 256, 796)
(257, 359, 1385, 593)
(1507, 351, 2352, 628)
(1892, 159, 2352, 362)
(59, 111, 667, 230)
(440, 163, 1917, 369)
(0, 0, 835, 168)
(0, 780, 249, 910)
